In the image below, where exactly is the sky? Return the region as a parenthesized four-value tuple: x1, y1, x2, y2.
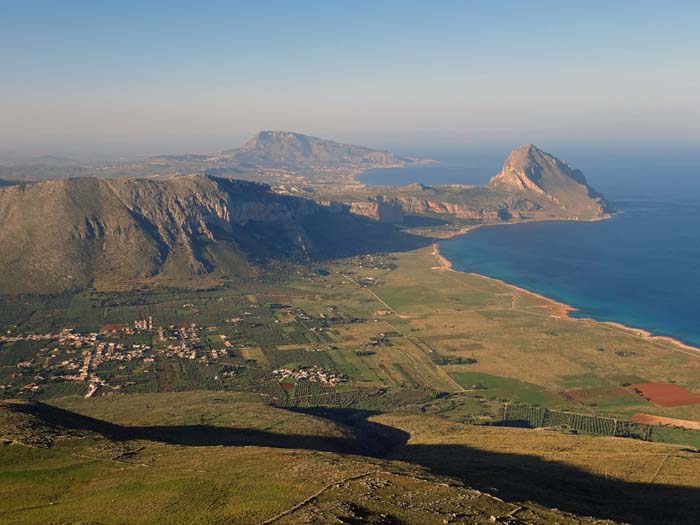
(1, 0, 699, 158)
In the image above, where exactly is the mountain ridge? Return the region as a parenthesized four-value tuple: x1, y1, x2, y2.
(0, 174, 423, 293)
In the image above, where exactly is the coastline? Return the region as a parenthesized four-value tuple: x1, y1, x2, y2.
(431, 242, 700, 355)
(432, 212, 617, 240)
(357, 161, 694, 351)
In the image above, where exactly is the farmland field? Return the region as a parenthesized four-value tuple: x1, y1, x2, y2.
(628, 382, 700, 407)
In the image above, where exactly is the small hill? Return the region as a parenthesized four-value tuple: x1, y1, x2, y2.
(0, 393, 366, 452)
(10, 392, 693, 524)
(223, 130, 409, 168)
(488, 144, 611, 217)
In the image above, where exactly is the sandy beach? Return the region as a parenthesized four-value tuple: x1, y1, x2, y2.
(431, 242, 700, 355)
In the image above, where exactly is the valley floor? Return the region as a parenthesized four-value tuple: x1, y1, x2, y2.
(2, 246, 700, 524)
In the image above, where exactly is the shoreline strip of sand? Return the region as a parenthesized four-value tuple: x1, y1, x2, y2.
(431, 242, 700, 355)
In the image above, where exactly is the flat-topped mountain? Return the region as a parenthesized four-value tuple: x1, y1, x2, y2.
(488, 144, 611, 217)
(222, 130, 411, 168)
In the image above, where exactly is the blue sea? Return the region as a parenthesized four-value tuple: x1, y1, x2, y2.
(362, 154, 700, 347)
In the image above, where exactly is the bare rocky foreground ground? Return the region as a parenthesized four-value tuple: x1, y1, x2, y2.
(5, 392, 697, 525)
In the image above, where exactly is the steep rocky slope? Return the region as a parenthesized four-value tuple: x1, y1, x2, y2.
(0, 174, 421, 293)
(343, 185, 543, 223)
(488, 144, 611, 217)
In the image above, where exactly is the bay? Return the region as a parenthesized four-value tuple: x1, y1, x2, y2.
(360, 154, 700, 347)
(439, 198, 700, 346)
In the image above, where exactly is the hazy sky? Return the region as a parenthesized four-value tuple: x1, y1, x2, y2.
(1, 0, 699, 157)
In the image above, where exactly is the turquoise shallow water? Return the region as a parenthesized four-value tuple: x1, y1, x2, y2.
(439, 198, 700, 347)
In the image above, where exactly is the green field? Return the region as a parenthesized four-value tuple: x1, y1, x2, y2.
(449, 371, 563, 405)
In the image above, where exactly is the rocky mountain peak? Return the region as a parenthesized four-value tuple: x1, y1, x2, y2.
(488, 144, 611, 215)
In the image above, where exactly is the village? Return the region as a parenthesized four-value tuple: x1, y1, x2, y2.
(272, 365, 347, 386)
(0, 317, 233, 398)
(0, 300, 365, 400)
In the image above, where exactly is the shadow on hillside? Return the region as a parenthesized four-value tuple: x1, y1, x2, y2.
(283, 407, 409, 457)
(389, 443, 700, 525)
(9, 400, 700, 524)
(209, 208, 434, 268)
(402, 215, 449, 227)
(301, 210, 434, 260)
(5, 401, 407, 457)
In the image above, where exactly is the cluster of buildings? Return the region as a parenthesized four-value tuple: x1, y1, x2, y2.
(134, 317, 154, 331)
(2, 320, 161, 397)
(100, 317, 154, 335)
(2, 304, 355, 398)
(272, 366, 346, 386)
(161, 321, 206, 362)
(1, 328, 97, 348)
(4, 327, 156, 397)
(351, 253, 397, 271)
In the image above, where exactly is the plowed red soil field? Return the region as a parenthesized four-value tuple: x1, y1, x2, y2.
(628, 382, 700, 407)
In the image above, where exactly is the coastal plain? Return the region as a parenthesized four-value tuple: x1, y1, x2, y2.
(3, 246, 700, 524)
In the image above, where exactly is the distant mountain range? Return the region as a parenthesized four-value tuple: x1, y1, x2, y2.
(149, 131, 423, 184)
(0, 132, 424, 184)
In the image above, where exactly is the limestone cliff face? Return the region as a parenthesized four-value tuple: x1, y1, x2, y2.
(345, 194, 541, 223)
(349, 197, 405, 223)
(489, 145, 550, 195)
(107, 175, 319, 245)
(390, 195, 541, 220)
